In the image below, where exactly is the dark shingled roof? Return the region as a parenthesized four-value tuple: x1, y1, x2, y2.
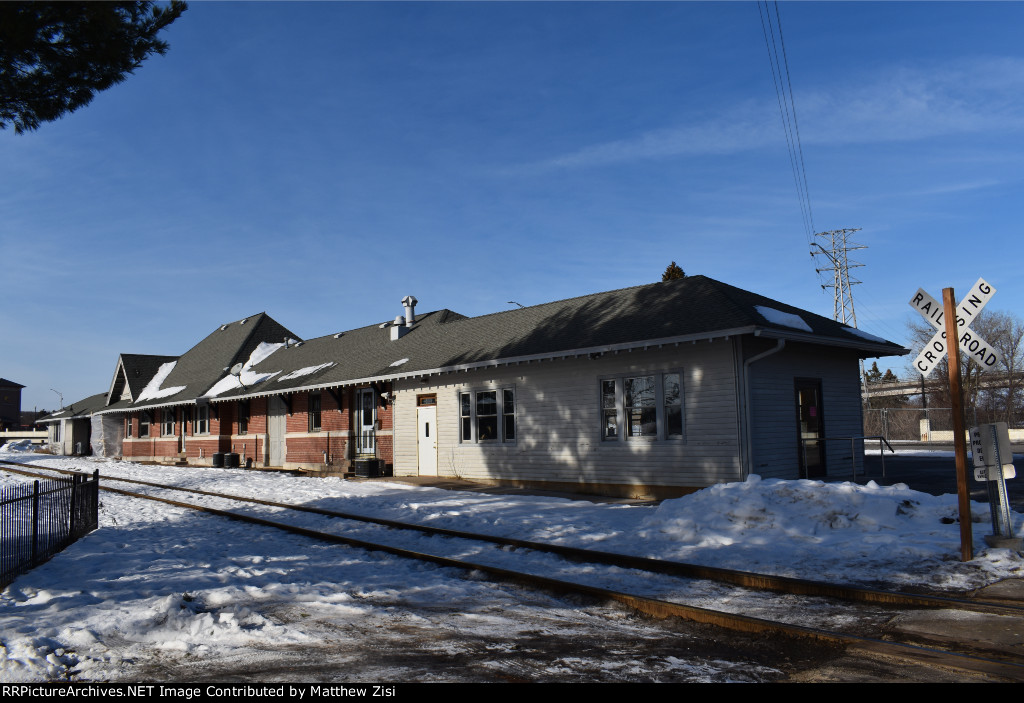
(107, 313, 300, 412)
(37, 392, 109, 423)
(111, 354, 179, 403)
(206, 275, 907, 401)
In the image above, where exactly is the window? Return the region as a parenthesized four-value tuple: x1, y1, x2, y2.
(139, 414, 150, 438)
(195, 405, 209, 435)
(125, 416, 132, 439)
(53, 421, 61, 443)
(308, 393, 321, 432)
(601, 371, 684, 441)
(238, 400, 249, 435)
(162, 408, 175, 436)
(459, 388, 515, 443)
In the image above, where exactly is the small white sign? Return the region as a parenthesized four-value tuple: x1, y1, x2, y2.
(970, 423, 1015, 480)
(974, 465, 1017, 481)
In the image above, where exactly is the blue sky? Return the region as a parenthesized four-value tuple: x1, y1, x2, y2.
(4, 1, 1024, 412)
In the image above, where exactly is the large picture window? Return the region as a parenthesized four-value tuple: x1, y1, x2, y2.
(459, 388, 515, 443)
(601, 371, 684, 441)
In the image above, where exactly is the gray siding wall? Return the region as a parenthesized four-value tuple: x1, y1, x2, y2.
(393, 340, 743, 489)
(748, 342, 863, 479)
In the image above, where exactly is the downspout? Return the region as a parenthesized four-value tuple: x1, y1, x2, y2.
(741, 336, 786, 478)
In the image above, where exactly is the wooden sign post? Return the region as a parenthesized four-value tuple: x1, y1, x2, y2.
(942, 288, 972, 562)
(908, 278, 999, 562)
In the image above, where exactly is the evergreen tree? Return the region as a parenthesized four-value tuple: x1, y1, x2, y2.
(864, 361, 883, 384)
(0, 1, 187, 133)
(662, 261, 686, 281)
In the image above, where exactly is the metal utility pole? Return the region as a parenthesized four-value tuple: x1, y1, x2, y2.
(811, 228, 865, 327)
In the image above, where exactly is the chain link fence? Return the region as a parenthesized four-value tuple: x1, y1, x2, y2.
(863, 407, 1022, 441)
(863, 408, 953, 441)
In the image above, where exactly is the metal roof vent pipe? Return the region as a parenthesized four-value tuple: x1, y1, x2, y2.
(391, 315, 408, 341)
(402, 295, 418, 327)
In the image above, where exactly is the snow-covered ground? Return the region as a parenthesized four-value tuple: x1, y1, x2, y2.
(1, 449, 1021, 682)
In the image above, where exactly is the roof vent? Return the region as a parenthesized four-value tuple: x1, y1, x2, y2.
(402, 295, 418, 327)
(391, 314, 410, 341)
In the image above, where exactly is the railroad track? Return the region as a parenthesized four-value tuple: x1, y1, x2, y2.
(4, 457, 1024, 681)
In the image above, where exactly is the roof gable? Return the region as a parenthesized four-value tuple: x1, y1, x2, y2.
(124, 313, 300, 409)
(106, 353, 179, 406)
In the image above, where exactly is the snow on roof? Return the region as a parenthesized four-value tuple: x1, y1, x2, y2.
(278, 362, 335, 381)
(203, 342, 285, 398)
(389, 358, 410, 367)
(845, 326, 887, 343)
(136, 361, 187, 402)
(754, 305, 813, 333)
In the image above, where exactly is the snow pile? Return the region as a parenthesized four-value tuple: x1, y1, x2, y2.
(754, 306, 813, 332)
(0, 440, 34, 452)
(203, 342, 284, 397)
(136, 361, 186, 401)
(637, 475, 1010, 588)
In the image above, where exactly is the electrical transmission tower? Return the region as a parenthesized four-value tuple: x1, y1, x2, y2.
(811, 228, 865, 327)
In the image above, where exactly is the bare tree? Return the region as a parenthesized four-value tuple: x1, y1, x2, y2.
(906, 309, 1024, 426)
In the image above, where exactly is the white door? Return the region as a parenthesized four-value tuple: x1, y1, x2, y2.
(356, 388, 376, 455)
(268, 396, 286, 466)
(417, 406, 437, 476)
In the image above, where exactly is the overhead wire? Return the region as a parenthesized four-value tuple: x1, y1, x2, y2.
(758, 1, 822, 284)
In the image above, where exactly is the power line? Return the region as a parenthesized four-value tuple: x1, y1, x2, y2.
(758, 1, 814, 248)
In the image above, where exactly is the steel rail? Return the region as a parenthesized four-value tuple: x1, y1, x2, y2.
(2, 458, 1022, 618)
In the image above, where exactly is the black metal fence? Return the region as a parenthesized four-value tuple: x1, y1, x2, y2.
(1, 470, 99, 587)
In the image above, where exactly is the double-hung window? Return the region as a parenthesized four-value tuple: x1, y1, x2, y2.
(601, 371, 683, 441)
(162, 408, 175, 436)
(124, 417, 133, 439)
(238, 400, 249, 435)
(459, 388, 515, 443)
(308, 393, 321, 432)
(139, 414, 150, 438)
(195, 405, 209, 435)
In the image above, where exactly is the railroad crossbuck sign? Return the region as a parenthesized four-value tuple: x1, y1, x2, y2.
(909, 278, 1003, 376)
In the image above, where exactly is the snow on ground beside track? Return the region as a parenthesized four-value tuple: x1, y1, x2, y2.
(0, 451, 1021, 682)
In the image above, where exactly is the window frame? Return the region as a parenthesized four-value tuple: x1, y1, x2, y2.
(139, 413, 150, 438)
(600, 370, 685, 443)
(459, 386, 516, 444)
(238, 400, 250, 435)
(162, 408, 176, 436)
(308, 392, 321, 432)
(195, 405, 210, 435)
(124, 416, 133, 439)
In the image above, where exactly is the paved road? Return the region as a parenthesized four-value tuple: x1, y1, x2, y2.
(846, 442, 1024, 514)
